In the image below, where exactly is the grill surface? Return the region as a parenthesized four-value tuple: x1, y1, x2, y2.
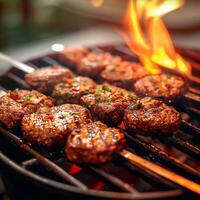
(0, 44, 200, 200)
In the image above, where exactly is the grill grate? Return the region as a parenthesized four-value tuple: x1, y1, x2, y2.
(0, 44, 200, 199)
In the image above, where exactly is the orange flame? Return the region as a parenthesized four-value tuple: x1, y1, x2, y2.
(122, 0, 191, 76)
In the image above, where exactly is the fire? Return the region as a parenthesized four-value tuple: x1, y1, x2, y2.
(122, 0, 191, 76)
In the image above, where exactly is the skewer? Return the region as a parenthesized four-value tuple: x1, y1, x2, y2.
(0, 52, 34, 73)
(1, 50, 200, 106)
(124, 132, 200, 181)
(120, 149, 200, 195)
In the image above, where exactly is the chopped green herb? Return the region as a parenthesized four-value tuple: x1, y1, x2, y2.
(25, 94, 32, 101)
(119, 92, 124, 96)
(54, 92, 60, 98)
(83, 90, 91, 95)
(133, 100, 141, 110)
(60, 83, 67, 88)
(128, 94, 137, 100)
(82, 102, 89, 109)
(102, 85, 111, 92)
(95, 93, 101, 101)
(65, 92, 72, 98)
(148, 77, 154, 81)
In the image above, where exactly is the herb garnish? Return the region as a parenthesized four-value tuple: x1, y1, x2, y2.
(65, 92, 72, 98)
(54, 92, 60, 98)
(102, 85, 111, 92)
(128, 94, 137, 100)
(25, 94, 32, 101)
(83, 90, 92, 95)
(133, 100, 141, 110)
(148, 77, 154, 81)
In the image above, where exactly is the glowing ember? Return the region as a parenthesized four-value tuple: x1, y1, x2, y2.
(122, 0, 191, 76)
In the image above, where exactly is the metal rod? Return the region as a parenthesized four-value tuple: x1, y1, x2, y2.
(90, 167, 139, 193)
(6, 72, 30, 89)
(22, 158, 38, 168)
(183, 92, 200, 106)
(0, 52, 35, 73)
(188, 87, 200, 95)
(181, 120, 200, 138)
(159, 134, 200, 159)
(120, 149, 200, 195)
(0, 127, 88, 190)
(125, 133, 200, 181)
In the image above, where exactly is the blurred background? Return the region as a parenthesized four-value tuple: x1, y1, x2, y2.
(0, 0, 200, 60)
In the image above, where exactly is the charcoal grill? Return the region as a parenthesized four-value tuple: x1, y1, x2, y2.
(0, 44, 200, 200)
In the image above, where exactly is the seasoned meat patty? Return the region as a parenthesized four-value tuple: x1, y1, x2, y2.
(66, 121, 126, 163)
(134, 74, 186, 102)
(52, 76, 97, 105)
(56, 47, 89, 69)
(7, 89, 54, 114)
(22, 104, 92, 147)
(123, 97, 181, 135)
(77, 52, 122, 78)
(0, 89, 54, 128)
(81, 84, 137, 126)
(101, 61, 149, 89)
(25, 65, 74, 93)
(0, 95, 25, 128)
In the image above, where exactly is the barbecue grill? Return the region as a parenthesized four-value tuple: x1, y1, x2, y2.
(0, 44, 200, 200)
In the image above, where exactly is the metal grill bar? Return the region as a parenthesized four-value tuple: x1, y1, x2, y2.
(6, 72, 30, 89)
(181, 120, 200, 138)
(0, 127, 88, 190)
(21, 158, 140, 193)
(90, 167, 139, 193)
(124, 132, 200, 182)
(158, 134, 200, 159)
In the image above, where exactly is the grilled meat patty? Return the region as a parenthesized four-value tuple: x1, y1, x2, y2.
(52, 76, 97, 105)
(101, 61, 149, 89)
(25, 65, 74, 93)
(22, 104, 92, 147)
(81, 84, 137, 126)
(56, 47, 89, 69)
(0, 95, 25, 128)
(134, 74, 186, 102)
(0, 89, 54, 128)
(7, 89, 54, 113)
(123, 97, 181, 135)
(77, 52, 122, 78)
(66, 121, 126, 163)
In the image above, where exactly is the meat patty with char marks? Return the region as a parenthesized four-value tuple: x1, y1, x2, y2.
(101, 61, 149, 90)
(134, 74, 186, 102)
(66, 121, 126, 163)
(56, 47, 89, 69)
(0, 95, 25, 128)
(123, 97, 181, 135)
(52, 76, 97, 105)
(77, 52, 122, 79)
(8, 89, 54, 113)
(22, 104, 92, 147)
(0, 89, 54, 128)
(81, 83, 137, 126)
(25, 65, 74, 93)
